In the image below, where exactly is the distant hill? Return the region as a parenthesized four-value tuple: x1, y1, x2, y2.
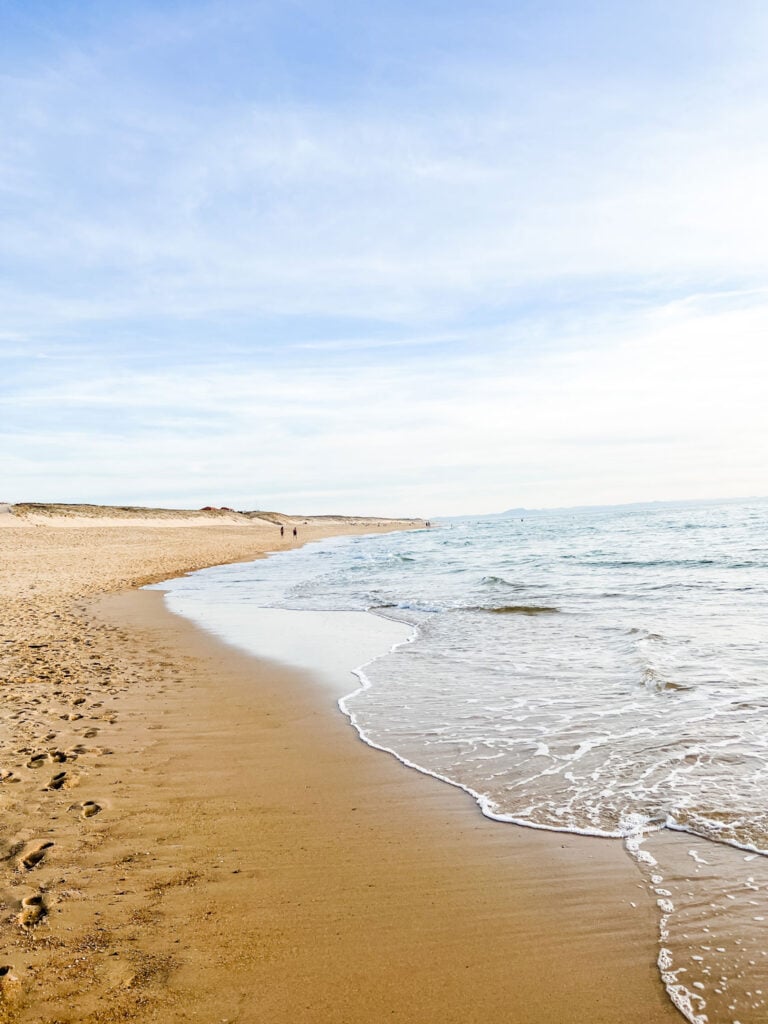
(495, 496, 768, 517)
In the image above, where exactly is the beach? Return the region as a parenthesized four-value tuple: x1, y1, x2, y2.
(0, 509, 679, 1023)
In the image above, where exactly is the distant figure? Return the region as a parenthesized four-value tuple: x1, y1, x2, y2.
(280, 525, 284, 537)
(292, 527, 297, 538)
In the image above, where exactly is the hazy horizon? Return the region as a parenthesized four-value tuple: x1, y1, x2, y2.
(5, 492, 767, 522)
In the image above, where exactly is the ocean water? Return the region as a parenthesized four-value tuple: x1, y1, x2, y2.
(157, 498, 768, 1024)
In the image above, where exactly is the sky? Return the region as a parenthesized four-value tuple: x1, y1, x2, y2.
(2, 0, 768, 516)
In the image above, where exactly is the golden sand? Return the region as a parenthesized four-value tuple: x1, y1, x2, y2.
(0, 510, 679, 1022)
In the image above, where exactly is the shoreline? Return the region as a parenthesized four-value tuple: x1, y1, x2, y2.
(96, 589, 679, 1023)
(0, 521, 679, 1022)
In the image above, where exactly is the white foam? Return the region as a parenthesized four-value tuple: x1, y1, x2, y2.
(689, 849, 710, 866)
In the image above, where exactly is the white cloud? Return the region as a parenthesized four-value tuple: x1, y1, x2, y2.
(3, 16, 768, 330)
(4, 294, 767, 513)
(3, 4, 768, 510)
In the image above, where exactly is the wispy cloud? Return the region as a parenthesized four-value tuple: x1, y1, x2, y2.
(2, 1, 768, 509)
(4, 290, 767, 512)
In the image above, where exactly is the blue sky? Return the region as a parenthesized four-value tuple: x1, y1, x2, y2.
(2, 0, 768, 514)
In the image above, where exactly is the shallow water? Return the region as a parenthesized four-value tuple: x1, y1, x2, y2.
(156, 498, 768, 1024)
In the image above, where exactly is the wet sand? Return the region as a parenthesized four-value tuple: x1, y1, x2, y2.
(0, 516, 680, 1022)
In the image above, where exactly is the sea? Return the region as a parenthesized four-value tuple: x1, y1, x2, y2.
(156, 497, 768, 1024)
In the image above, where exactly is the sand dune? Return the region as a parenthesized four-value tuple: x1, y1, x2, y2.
(4, 502, 415, 530)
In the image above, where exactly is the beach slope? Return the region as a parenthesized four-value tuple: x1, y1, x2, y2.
(0, 508, 677, 1022)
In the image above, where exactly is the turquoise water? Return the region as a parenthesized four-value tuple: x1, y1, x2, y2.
(158, 498, 768, 1024)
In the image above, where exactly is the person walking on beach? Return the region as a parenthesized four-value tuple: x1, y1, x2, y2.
(280, 525, 284, 537)
(292, 527, 297, 539)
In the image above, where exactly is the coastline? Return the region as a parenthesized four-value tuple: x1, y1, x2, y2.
(0, 520, 679, 1022)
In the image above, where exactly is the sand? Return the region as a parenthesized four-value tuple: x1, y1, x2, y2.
(0, 511, 680, 1023)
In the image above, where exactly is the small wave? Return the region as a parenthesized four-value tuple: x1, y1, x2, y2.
(628, 627, 665, 640)
(665, 809, 768, 855)
(641, 668, 692, 692)
(480, 574, 517, 586)
(372, 601, 442, 615)
(588, 558, 718, 569)
(484, 604, 559, 615)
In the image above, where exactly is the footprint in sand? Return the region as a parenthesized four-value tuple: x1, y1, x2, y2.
(69, 744, 112, 758)
(27, 751, 67, 769)
(92, 711, 118, 724)
(20, 841, 54, 871)
(0, 770, 20, 784)
(69, 800, 102, 819)
(18, 894, 47, 928)
(82, 728, 99, 738)
(0, 965, 21, 1002)
(46, 771, 70, 791)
